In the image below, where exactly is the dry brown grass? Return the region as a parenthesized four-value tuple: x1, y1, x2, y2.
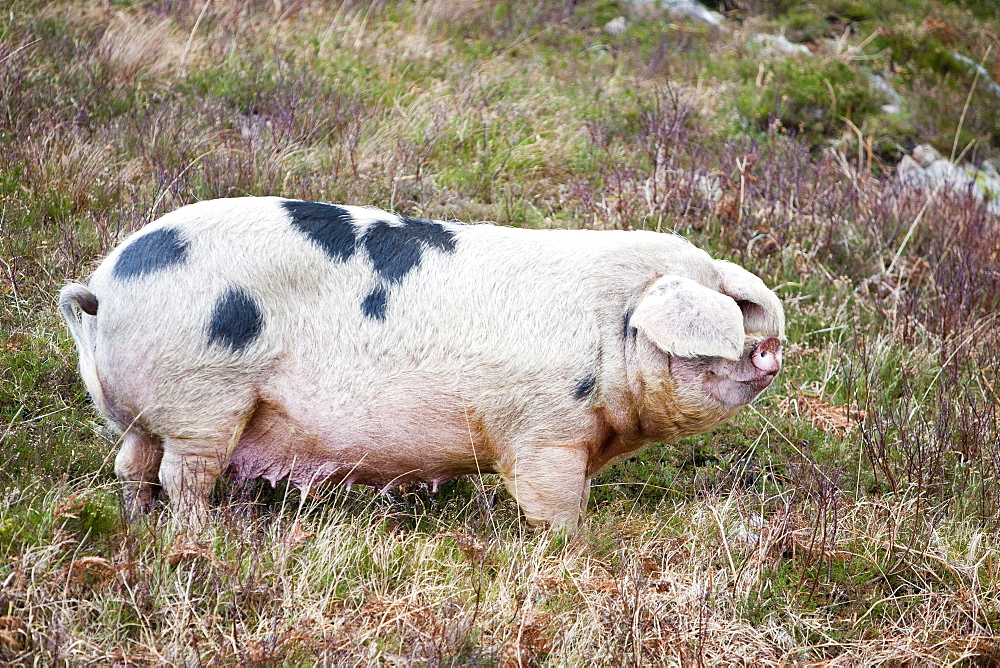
(3, 478, 999, 665)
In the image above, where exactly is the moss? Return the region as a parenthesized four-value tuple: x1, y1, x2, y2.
(780, 5, 832, 44)
(942, 0, 1000, 21)
(872, 30, 961, 76)
(62, 488, 122, 541)
(736, 59, 883, 147)
(0, 318, 105, 483)
(860, 110, 919, 163)
(828, 0, 877, 22)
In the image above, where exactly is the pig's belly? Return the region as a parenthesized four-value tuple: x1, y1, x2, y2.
(226, 387, 496, 492)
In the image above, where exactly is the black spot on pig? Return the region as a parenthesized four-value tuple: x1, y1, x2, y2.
(363, 222, 425, 284)
(400, 217, 458, 254)
(356, 217, 458, 321)
(284, 201, 357, 261)
(574, 375, 597, 401)
(362, 217, 457, 285)
(113, 227, 189, 280)
(209, 286, 264, 353)
(361, 287, 389, 321)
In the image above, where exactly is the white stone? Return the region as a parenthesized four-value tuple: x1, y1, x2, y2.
(604, 16, 627, 36)
(898, 146, 1000, 216)
(751, 33, 811, 57)
(911, 144, 940, 169)
(625, 0, 724, 27)
(952, 52, 1000, 98)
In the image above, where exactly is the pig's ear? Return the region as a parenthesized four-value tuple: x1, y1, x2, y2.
(713, 260, 785, 339)
(632, 276, 744, 360)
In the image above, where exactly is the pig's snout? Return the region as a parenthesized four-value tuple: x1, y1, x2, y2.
(751, 337, 782, 379)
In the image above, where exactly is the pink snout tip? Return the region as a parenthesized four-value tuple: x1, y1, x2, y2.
(751, 337, 782, 377)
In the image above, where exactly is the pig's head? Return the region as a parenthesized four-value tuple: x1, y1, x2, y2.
(627, 261, 785, 440)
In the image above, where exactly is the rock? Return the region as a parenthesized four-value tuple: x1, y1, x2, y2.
(923, 159, 965, 186)
(624, 0, 724, 28)
(911, 144, 940, 169)
(751, 33, 811, 57)
(976, 171, 1000, 211)
(899, 145, 1000, 216)
(864, 72, 904, 115)
(896, 155, 923, 182)
(951, 52, 1000, 99)
(603, 16, 627, 36)
(730, 513, 765, 545)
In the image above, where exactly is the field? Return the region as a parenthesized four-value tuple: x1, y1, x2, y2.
(2, 0, 1000, 664)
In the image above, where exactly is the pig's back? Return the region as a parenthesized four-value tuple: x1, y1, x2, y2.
(88, 197, 711, 374)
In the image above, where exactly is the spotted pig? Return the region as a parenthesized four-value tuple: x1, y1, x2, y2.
(60, 197, 785, 532)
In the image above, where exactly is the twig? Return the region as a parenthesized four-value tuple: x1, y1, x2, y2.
(180, 0, 213, 70)
(1, 406, 25, 446)
(885, 184, 940, 278)
(708, 504, 737, 576)
(147, 147, 227, 223)
(499, 26, 552, 59)
(917, 313, 999, 407)
(981, 368, 1000, 406)
(748, 404, 837, 487)
(951, 45, 992, 163)
(0, 256, 23, 317)
(0, 38, 39, 66)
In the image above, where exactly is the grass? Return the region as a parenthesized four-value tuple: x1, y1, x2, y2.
(2, 0, 1000, 664)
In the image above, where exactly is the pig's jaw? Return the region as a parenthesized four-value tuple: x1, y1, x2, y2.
(705, 372, 774, 407)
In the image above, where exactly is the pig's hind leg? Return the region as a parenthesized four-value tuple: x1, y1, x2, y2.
(114, 429, 163, 519)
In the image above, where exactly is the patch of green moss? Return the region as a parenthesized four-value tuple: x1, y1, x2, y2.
(780, 5, 831, 44)
(941, 0, 1000, 21)
(828, 0, 877, 22)
(872, 30, 960, 76)
(860, 110, 919, 163)
(736, 58, 883, 147)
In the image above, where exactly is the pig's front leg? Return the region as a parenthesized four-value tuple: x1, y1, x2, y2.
(499, 444, 590, 533)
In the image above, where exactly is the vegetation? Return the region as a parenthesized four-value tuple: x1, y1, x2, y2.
(2, 0, 999, 664)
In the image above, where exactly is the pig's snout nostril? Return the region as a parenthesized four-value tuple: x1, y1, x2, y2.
(752, 337, 782, 376)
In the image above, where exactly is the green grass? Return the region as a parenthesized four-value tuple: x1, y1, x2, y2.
(2, 0, 1000, 664)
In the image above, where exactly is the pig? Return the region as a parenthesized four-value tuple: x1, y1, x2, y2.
(59, 197, 784, 533)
